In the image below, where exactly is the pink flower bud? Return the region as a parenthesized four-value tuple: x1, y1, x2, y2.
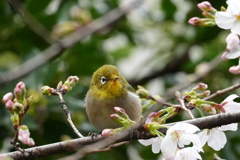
(102, 129, 114, 137)
(110, 114, 120, 119)
(114, 107, 123, 112)
(199, 90, 211, 97)
(188, 17, 215, 27)
(114, 107, 130, 119)
(145, 112, 162, 124)
(18, 126, 35, 146)
(193, 83, 208, 91)
(14, 82, 26, 101)
(188, 17, 201, 26)
(197, 1, 216, 12)
(229, 65, 240, 74)
(2, 92, 13, 104)
(14, 87, 21, 95)
(16, 82, 26, 92)
(5, 100, 14, 111)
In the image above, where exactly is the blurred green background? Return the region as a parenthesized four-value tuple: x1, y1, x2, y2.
(0, 0, 240, 159)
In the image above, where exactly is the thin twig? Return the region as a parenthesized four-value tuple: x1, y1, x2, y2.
(176, 94, 195, 119)
(55, 92, 84, 138)
(148, 95, 173, 107)
(204, 82, 240, 101)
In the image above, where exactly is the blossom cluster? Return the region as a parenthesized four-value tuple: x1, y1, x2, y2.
(41, 76, 79, 96)
(100, 83, 239, 159)
(139, 94, 239, 159)
(189, 0, 240, 74)
(2, 82, 35, 146)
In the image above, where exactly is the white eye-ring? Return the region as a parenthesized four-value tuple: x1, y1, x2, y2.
(100, 76, 107, 84)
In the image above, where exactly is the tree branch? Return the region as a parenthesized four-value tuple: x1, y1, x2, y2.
(0, 0, 145, 85)
(204, 82, 240, 101)
(7, 0, 56, 44)
(1, 112, 240, 160)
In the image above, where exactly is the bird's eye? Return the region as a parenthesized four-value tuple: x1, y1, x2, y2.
(100, 76, 107, 84)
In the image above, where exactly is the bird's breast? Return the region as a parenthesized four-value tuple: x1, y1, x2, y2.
(85, 90, 142, 130)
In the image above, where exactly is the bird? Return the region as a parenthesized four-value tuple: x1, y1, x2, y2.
(85, 65, 142, 130)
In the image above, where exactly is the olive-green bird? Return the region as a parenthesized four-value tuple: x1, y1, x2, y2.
(85, 65, 142, 130)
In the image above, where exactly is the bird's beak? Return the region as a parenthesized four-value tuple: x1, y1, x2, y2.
(110, 75, 119, 81)
(112, 76, 119, 81)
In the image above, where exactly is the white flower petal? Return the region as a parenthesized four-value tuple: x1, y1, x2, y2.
(208, 128, 226, 151)
(227, 0, 240, 15)
(151, 137, 162, 154)
(215, 12, 236, 29)
(226, 33, 239, 50)
(218, 123, 238, 131)
(139, 137, 162, 154)
(139, 137, 157, 146)
(167, 123, 200, 135)
(221, 94, 240, 113)
(226, 47, 240, 59)
(176, 147, 202, 160)
(161, 135, 177, 159)
(231, 21, 240, 35)
(222, 94, 239, 104)
(198, 129, 209, 147)
(180, 134, 203, 152)
(223, 101, 240, 113)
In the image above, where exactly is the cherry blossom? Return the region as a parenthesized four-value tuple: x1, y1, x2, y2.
(215, 0, 240, 35)
(139, 137, 162, 154)
(2, 92, 13, 104)
(222, 33, 240, 60)
(161, 123, 202, 160)
(198, 123, 237, 151)
(199, 94, 239, 151)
